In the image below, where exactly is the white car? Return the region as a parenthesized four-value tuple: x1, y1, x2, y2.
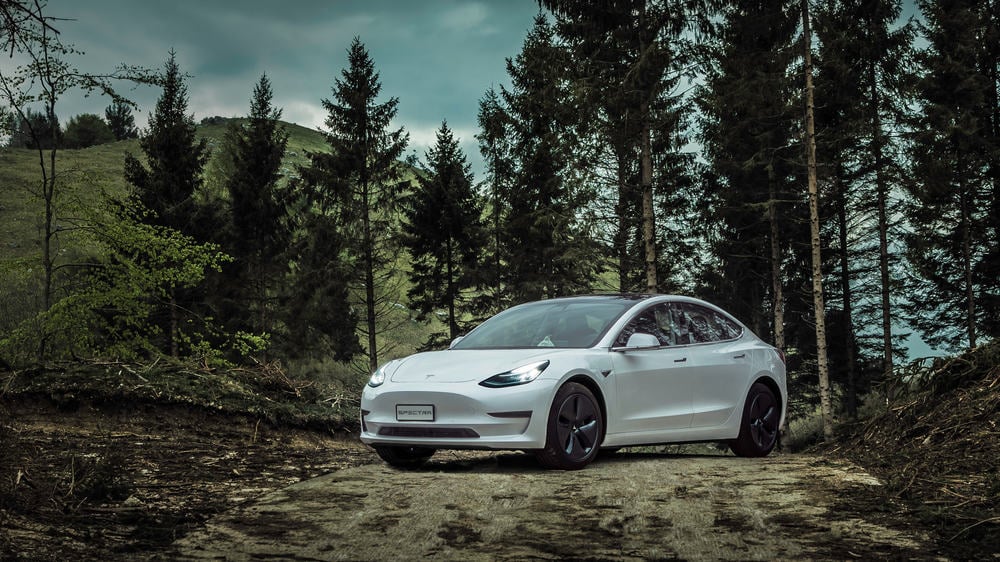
(360, 294, 786, 470)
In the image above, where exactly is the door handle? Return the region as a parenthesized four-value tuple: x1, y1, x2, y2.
(674, 357, 687, 363)
(733, 353, 746, 359)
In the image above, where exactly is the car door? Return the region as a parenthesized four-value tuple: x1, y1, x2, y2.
(672, 302, 750, 428)
(609, 303, 695, 434)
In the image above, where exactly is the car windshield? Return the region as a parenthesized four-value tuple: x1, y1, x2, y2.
(452, 299, 635, 349)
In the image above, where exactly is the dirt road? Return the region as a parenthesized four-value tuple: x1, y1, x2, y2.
(173, 450, 936, 561)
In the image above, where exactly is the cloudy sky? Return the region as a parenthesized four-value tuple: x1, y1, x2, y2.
(17, 0, 543, 174)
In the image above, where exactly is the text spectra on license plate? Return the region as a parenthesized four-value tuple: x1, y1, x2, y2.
(396, 404, 435, 421)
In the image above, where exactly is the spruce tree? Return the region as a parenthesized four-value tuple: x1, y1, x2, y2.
(125, 51, 209, 238)
(222, 74, 289, 341)
(813, 0, 914, 413)
(280, 211, 362, 363)
(301, 38, 408, 372)
(123, 50, 211, 356)
(904, 0, 998, 351)
(402, 121, 485, 345)
(696, 0, 801, 343)
(475, 87, 513, 314)
(501, 14, 599, 302)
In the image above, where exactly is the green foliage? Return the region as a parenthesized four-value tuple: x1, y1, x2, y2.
(62, 113, 114, 148)
(500, 15, 601, 303)
(104, 98, 137, 140)
(122, 51, 218, 358)
(695, 0, 802, 337)
(904, 0, 999, 351)
(0, 200, 230, 364)
(124, 50, 210, 238)
(299, 37, 409, 372)
(402, 121, 486, 344)
(6, 106, 60, 148)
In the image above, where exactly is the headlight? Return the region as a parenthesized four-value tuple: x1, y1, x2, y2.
(368, 361, 397, 388)
(480, 360, 550, 388)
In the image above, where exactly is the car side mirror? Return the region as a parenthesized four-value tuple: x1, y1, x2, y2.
(613, 332, 661, 351)
(448, 336, 464, 349)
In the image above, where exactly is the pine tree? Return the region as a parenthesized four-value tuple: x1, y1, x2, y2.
(105, 98, 138, 140)
(696, 0, 801, 344)
(301, 38, 408, 372)
(123, 50, 211, 356)
(125, 51, 209, 238)
(475, 87, 513, 314)
(813, 0, 914, 414)
(542, 0, 711, 293)
(904, 0, 998, 351)
(222, 74, 289, 341)
(501, 14, 600, 302)
(402, 121, 485, 345)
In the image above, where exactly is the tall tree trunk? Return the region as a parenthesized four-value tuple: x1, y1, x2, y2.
(870, 62, 894, 383)
(767, 163, 785, 351)
(835, 169, 858, 417)
(446, 237, 457, 340)
(802, 0, 834, 439)
(959, 175, 977, 348)
(640, 107, 657, 293)
(363, 180, 378, 372)
(615, 152, 630, 293)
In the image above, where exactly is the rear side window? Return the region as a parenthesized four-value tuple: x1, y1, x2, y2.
(672, 303, 743, 344)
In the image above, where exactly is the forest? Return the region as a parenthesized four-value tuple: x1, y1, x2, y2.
(1, 0, 998, 440)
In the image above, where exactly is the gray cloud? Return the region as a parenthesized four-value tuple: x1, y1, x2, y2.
(17, 0, 541, 176)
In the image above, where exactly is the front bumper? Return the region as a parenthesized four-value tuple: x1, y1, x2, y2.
(359, 379, 557, 450)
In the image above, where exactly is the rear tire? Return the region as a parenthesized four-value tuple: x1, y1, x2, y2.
(536, 382, 604, 470)
(729, 382, 779, 457)
(374, 445, 435, 468)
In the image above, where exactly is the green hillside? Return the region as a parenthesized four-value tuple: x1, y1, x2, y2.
(0, 119, 438, 381)
(0, 119, 327, 261)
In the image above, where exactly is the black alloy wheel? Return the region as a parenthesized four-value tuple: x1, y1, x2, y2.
(730, 382, 779, 457)
(536, 382, 604, 470)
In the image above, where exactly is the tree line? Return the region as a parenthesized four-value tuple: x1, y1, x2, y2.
(1, 1, 997, 429)
(3, 99, 137, 149)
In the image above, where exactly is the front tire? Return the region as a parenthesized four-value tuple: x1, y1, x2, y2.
(374, 445, 435, 468)
(536, 382, 604, 470)
(729, 382, 779, 457)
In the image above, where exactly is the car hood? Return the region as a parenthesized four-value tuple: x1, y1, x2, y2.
(388, 348, 566, 384)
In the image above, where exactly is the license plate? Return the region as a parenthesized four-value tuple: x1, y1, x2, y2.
(396, 404, 435, 421)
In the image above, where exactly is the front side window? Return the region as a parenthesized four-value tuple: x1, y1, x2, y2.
(615, 303, 673, 347)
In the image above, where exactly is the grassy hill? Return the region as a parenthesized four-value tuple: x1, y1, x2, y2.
(0, 118, 328, 259)
(0, 119, 439, 382)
